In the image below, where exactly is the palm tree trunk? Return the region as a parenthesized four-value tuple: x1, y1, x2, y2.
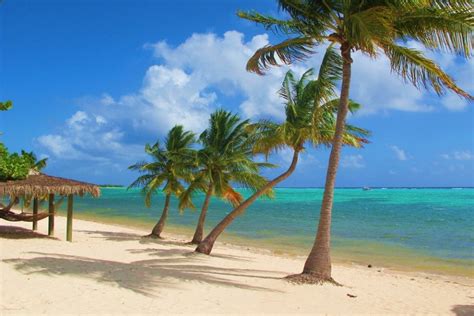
(190, 183, 213, 244)
(148, 193, 171, 238)
(196, 149, 300, 255)
(292, 44, 353, 284)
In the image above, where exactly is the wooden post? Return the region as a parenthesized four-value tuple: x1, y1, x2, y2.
(48, 193, 55, 236)
(32, 198, 38, 231)
(66, 194, 73, 242)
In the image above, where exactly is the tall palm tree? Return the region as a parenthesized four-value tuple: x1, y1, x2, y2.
(196, 48, 369, 255)
(179, 110, 273, 244)
(239, 0, 473, 283)
(129, 125, 196, 238)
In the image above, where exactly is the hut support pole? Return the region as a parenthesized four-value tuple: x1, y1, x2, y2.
(48, 194, 55, 236)
(66, 195, 73, 242)
(32, 198, 39, 231)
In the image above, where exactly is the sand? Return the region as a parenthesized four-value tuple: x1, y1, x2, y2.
(0, 216, 473, 315)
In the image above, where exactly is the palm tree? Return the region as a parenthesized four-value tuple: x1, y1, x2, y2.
(22, 151, 48, 173)
(129, 125, 196, 238)
(0, 100, 12, 135)
(239, 0, 473, 283)
(196, 48, 369, 255)
(21, 151, 48, 209)
(179, 110, 273, 244)
(0, 100, 12, 111)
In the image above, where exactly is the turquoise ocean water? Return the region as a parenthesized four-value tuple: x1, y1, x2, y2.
(61, 187, 473, 275)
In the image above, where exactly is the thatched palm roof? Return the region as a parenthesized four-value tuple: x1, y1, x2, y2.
(0, 174, 100, 198)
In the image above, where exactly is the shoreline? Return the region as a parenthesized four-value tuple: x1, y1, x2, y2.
(64, 210, 474, 278)
(1, 216, 473, 315)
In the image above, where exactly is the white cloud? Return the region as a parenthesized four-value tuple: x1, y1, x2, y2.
(341, 154, 365, 169)
(341, 40, 473, 115)
(442, 150, 474, 161)
(276, 147, 319, 167)
(151, 31, 303, 119)
(37, 135, 80, 158)
(67, 111, 89, 127)
(37, 109, 144, 167)
(348, 52, 434, 114)
(441, 93, 470, 111)
(439, 57, 474, 111)
(95, 115, 107, 125)
(36, 31, 298, 170)
(390, 145, 409, 161)
(36, 30, 473, 176)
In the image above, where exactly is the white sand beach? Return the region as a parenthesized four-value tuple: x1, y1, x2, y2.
(1, 216, 472, 315)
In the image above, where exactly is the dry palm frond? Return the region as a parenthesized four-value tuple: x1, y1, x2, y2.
(0, 174, 100, 198)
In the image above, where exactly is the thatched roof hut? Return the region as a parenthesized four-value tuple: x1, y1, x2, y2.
(0, 173, 101, 242)
(0, 174, 100, 198)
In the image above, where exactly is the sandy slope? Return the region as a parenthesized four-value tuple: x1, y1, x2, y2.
(0, 216, 472, 315)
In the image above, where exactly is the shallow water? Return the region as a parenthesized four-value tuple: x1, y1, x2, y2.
(52, 187, 473, 275)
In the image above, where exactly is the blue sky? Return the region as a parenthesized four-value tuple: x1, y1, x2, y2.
(1, 0, 473, 187)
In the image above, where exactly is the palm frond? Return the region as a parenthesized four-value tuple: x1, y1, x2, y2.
(178, 173, 208, 211)
(395, 6, 474, 57)
(127, 174, 154, 189)
(311, 46, 342, 105)
(381, 42, 473, 99)
(129, 125, 197, 208)
(277, 0, 337, 32)
(246, 37, 316, 75)
(237, 10, 308, 35)
(222, 186, 243, 207)
(346, 6, 397, 56)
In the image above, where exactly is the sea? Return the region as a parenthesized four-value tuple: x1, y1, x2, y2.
(54, 187, 473, 276)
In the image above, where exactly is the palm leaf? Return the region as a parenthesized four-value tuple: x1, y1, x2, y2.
(381, 42, 473, 99)
(395, 6, 474, 57)
(246, 37, 316, 75)
(237, 11, 307, 35)
(221, 186, 243, 207)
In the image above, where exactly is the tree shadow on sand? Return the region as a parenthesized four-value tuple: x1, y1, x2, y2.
(127, 245, 252, 262)
(0, 226, 57, 240)
(77, 229, 253, 261)
(451, 305, 474, 316)
(76, 229, 142, 242)
(4, 250, 283, 297)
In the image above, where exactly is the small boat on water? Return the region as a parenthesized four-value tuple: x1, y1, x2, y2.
(362, 186, 371, 191)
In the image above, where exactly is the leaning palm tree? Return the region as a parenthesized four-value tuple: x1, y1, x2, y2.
(196, 48, 369, 255)
(179, 110, 273, 244)
(129, 125, 196, 238)
(239, 0, 473, 283)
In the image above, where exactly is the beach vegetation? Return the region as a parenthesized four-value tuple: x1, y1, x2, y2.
(0, 144, 48, 181)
